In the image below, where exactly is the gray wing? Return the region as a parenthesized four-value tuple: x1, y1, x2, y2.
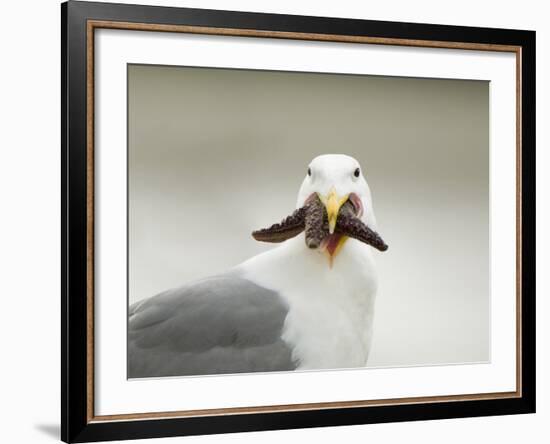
(128, 274, 297, 378)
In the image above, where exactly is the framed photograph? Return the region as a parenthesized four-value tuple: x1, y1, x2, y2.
(61, 1, 536, 442)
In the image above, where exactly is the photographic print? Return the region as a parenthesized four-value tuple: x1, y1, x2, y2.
(127, 65, 489, 378)
(62, 3, 535, 441)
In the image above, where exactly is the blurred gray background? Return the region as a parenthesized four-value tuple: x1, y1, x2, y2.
(128, 64, 489, 367)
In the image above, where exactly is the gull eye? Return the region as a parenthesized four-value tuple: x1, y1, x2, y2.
(307, 167, 312, 177)
(354, 168, 360, 178)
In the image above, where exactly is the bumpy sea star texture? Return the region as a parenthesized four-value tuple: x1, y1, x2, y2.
(335, 203, 388, 252)
(251, 207, 306, 243)
(304, 196, 326, 249)
(252, 195, 388, 252)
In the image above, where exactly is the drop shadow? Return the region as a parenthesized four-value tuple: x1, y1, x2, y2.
(34, 424, 59, 440)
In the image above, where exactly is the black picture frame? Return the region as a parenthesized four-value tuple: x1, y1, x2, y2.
(61, 1, 536, 442)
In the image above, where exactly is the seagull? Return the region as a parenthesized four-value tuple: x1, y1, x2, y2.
(128, 154, 387, 378)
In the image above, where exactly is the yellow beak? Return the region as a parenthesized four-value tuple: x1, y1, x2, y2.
(318, 187, 349, 234)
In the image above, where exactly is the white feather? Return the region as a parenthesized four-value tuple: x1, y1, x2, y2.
(238, 236, 377, 369)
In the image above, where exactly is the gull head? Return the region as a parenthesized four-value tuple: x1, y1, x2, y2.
(296, 154, 379, 260)
(252, 154, 386, 264)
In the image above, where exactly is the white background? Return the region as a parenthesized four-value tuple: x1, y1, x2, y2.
(0, 0, 547, 443)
